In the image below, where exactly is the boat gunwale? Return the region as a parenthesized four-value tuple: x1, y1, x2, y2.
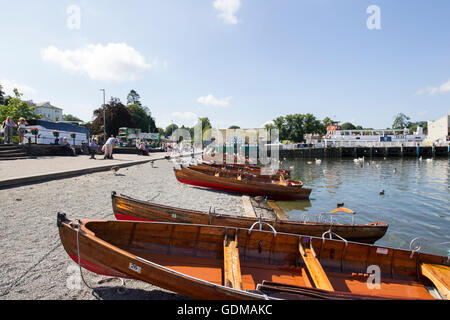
(112, 192, 389, 229)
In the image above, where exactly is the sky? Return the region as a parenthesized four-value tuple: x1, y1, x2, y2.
(0, 0, 449, 130)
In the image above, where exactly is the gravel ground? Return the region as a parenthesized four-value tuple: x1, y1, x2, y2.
(0, 158, 275, 300)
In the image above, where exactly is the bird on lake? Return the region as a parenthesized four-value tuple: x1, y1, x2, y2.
(315, 158, 322, 164)
(393, 168, 397, 173)
(307, 161, 312, 165)
(379, 190, 385, 195)
(337, 203, 344, 208)
(419, 156, 423, 161)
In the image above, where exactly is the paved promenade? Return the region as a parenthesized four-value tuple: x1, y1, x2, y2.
(0, 152, 170, 188)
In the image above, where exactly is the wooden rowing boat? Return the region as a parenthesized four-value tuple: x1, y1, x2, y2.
(174, 166, 312, 200)
(188, 164, 293, 184)
(57, 214, 450, 300)
(111, 192, 388, 244)
(202, 162, 291, 179)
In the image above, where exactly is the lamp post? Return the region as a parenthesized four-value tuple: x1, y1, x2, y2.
(100, 89, 106, 141)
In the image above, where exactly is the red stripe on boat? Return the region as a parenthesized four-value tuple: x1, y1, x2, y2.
(176, 178, 308, 200)
(114, 212, 153, 222)
(68, 253, 133, 279)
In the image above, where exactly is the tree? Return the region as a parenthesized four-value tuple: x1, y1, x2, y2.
(408, 121, 427, 134)
(128, 104, 156, 133)
(126, 89, 142, 106)
(0, 82, 5, 105)
(340, 122, 357, 130)
(165, 123, 179, 137)
(62, 114, 83, 122)
(91, 97, 132, 137)
(392, 113, 411, 129)
(267, 113, 325, 142)
(0, 88, 41, 122)
(228, 125, 240, 129)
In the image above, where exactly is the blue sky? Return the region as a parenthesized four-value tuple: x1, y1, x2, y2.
(0, 0, 449, 130)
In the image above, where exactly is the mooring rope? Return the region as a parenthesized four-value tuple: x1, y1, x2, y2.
(76, 220, 126, 295)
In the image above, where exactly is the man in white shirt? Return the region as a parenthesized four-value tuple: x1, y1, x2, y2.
(104, 135, 117, 159)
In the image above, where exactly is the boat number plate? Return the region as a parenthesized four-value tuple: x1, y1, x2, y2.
(129, 263, 141, 274)
(376, 248, 389, 255)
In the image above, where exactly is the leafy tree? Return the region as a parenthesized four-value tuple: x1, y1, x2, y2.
(0, 83, 5, 105)
(228, 125, 240, 129)
(267, 113, 325, 142)
(62, 114, 83, 122)
(127, 89, 142, 106)
(91, 97, 132, 137)
(392, 113, 411, 129)
(0, 89, 41, 122)
(408, 121, 427, 134)
(128, 104, 156, 133)
(165, 123, 179, 137)
(340, 122, 357, 130)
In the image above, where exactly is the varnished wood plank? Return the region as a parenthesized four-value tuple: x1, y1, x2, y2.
(241, 196, 257, 217)
(299, 241, 334, 292)
(267, 200, 288, 220)
(421, 263, 450, 299)
(223, 234, 243, 290)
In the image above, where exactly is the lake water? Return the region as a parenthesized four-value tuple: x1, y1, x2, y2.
(276, 157, 450, 256)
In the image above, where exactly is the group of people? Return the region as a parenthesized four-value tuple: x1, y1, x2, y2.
(136, 139, 149, 156)
(1, 116, 28, 144)
(88, 135, 118, 160)
(54, 136, 76, 156)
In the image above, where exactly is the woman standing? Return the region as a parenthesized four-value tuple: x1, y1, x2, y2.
(2, 116, 17, 144)
(17, 118, 28, 145)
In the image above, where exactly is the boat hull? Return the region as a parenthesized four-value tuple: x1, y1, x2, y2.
(57, 215, 448, 300)
(111, 193, 388, 244)
(175, 166, 311, 200)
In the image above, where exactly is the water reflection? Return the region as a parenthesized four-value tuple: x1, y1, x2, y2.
(278, 158, 450, 256)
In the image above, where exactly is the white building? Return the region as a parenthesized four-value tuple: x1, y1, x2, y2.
(322, 122, 426, 147)
(26, 101, 63, 121)
(427, 114, 450, 145)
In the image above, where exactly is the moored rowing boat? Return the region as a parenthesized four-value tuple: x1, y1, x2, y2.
(111, 192, 388, 244)
(57, 214, 450, 300)
(174, 165, 312, 200)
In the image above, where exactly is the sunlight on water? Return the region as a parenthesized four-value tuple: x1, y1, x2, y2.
(277, 158, 450, 256)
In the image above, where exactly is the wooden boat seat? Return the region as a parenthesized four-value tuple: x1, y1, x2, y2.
(421, 263, 450, 299)
(223, 233, 243, 290)
(299, 241, 334, 292)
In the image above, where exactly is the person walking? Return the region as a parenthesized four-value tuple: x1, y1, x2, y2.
(2, 116, 17, 144)
(17, 118, 28, 145)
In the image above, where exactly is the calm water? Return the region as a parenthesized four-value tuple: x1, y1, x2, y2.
(276, 157, 450, 256)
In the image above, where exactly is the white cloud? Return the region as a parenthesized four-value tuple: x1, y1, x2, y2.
(416, 79, 450, 95)
(41, 43, 151, 81)
(213, 0, 241, 24)
(171, 111, 198, 120)
(197, 94, 232, 107)
(0, 79, 37, 96)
